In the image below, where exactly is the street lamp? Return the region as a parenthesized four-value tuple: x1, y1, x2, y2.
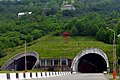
(106, 27, 116, 80)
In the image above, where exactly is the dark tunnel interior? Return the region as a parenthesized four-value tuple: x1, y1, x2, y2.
(14, 56, 37, 71)
(78, 53, 107, 73)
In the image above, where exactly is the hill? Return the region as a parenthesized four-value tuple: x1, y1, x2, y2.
(0, 36, 113, 67)
(0, 0, 120, 59)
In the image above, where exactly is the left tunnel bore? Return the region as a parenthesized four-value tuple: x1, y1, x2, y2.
(1, 52, 39, 71)
(15, 56, 37, 71)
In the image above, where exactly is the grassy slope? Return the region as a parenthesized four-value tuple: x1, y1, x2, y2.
(0, 36, 113, 67)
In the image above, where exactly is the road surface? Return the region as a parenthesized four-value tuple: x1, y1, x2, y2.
(28, 73, 108, 80)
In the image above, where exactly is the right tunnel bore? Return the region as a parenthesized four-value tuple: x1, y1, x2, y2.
(78, 53, 107, 73)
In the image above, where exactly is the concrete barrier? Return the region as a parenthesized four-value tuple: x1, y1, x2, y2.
(0, 73, 7, 80)
(50, 72, 54, 77)
(37, 72, 42, 78)
(61, 72, 64, 75)
(63, 72, 65, 75)
(46, 72, 49, 77)
(60, 72, 63, 75)
(53, 72, 56, 76)
(32, 72, 37, 78)
(0, 71, 71, 80)
(25, 72, 31, 79)
(56, 72, 59, 76)
(42, 72, 46, 78)
(9, 73, 17, 80)
(18, 73, 25, 80)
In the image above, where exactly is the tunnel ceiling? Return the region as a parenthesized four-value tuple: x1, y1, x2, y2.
(1, 52, 39, 71)
(71, 48, 109, 73)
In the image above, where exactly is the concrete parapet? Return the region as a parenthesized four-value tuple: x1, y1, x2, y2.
(0, 71, 71, 80)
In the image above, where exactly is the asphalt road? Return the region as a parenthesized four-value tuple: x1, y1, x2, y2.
(28, 73, 108, 80)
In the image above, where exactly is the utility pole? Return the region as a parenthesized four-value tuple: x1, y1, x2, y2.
(24, 40, 27, 72)
(106, 27, 116, 80)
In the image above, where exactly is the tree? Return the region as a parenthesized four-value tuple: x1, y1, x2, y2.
(26, 34, 33, 42)
(62, 10, 75, 17)
(75, 20, 85, 35)
(88, 24, 99, 36)
(65, 18, 77, 30)
(96, 28, 109, 43)
(70, 26, 78, 36)
(117, 38, 120, 58)
(0, 41, 5, 58)
(110, 11, 120, 19)
(10, 41, 16, 48)
(0, 47, 5, 58)
(31, 29, 43, 40)
(45, 8, 57, 16)
(12, 37, 21, 46)
(116, 21, 120, 34)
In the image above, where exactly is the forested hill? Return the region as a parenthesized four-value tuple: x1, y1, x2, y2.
(0, 0, 120, 58)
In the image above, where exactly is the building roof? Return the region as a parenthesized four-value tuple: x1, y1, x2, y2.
(61, 4, 76, 11)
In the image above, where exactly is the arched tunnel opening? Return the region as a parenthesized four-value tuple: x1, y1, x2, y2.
(15, 56, 37, 71)
(78, 53, 107, 73)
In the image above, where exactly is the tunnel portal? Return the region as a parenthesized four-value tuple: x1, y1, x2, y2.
(78, 53, 107, 73)
(71, 48, 109, 73)
(1, 52, 39, 71)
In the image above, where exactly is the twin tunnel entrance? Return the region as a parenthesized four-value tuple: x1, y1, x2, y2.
(17, 53, 107, 72)
(2, 48, 109, 73)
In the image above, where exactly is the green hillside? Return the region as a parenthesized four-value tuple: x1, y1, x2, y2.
(0, 36, 113, 67)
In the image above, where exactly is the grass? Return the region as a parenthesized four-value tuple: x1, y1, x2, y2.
(0, 36, 113, 67)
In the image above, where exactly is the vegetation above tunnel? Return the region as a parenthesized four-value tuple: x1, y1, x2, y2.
(0, 36, 113, 67)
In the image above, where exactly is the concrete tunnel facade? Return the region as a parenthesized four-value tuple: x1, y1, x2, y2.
(1, 52, 39, 71)
(71, 48, 109, 73)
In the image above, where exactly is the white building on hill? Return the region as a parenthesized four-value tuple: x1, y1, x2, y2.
(61, 0, 76, 11)
(61, 4, 76, 11)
